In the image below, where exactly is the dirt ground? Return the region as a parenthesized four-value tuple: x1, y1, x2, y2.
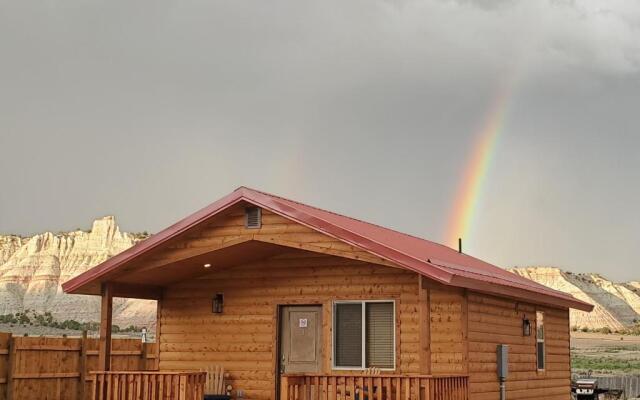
(572, 332, 640, 375)
(572, 332, 640, 350)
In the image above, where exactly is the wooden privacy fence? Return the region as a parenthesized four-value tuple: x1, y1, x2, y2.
(281, 374, 469, 400)
(0, 332, 158, 400)
(91, 371, 206, 400)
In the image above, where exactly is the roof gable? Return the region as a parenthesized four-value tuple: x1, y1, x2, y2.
(62, 187, 593, 312)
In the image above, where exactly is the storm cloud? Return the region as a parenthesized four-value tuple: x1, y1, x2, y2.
(1, 0, 638, 279)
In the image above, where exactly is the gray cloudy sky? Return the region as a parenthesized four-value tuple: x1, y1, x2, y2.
(1, 0, 639, 280)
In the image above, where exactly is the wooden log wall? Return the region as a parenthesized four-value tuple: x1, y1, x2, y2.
(467, 292, 571, 400)
(0, 333, 158, 400)
(160, 252, 421, 400)
(429, 288, 467, 376)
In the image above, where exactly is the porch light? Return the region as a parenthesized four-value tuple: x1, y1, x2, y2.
(522, 316, 531, 336)
(213, 293, 224, 314)
(204, 263, 212, 268)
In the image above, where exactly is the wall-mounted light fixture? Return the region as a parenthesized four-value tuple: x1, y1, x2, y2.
(522, 316, 531, 337)
(213, 293, 224, 314)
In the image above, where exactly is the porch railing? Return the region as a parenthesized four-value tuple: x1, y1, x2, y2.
(91, 371, 207, 400)
(281, 374, 469, 400)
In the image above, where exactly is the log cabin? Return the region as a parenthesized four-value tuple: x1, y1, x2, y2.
(62, 187, 593, 400)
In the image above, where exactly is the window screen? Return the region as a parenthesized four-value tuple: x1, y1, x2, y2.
(334, 303, 363, 367)
(366, 302, 394, 368)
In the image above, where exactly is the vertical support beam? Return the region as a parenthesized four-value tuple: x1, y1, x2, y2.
(155, 294, 163, 371)
(6, 333, 14, 400)
(322, 301, 332, 373)
(78, 330, 88, 400)
(98, 282, 113, 372)
(272, 304, 281, 400)
(419, 276, 431, 374)
(461, 290, 469, 374)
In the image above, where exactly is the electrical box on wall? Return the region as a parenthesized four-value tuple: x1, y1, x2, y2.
(497, 344, 509, 379)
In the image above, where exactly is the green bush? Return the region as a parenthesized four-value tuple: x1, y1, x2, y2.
(0, 311, 138, 334)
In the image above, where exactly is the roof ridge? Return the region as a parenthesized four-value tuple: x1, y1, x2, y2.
(241, 186, 459, 250)
(241, 186, 502, 271)
(238, 187, 452, 277)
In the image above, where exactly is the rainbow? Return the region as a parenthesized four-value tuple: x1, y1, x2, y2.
(445, 80, 512, 249)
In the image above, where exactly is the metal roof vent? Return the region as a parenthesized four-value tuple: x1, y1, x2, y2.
(245, 207, 262, 229)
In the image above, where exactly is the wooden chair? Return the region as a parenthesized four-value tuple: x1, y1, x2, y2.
(201, 365, 230, 395)
(363, 368, 381, 376)
(356, 368, 382, 400)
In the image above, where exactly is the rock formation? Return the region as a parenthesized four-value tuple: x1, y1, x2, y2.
(510, 267, 640, 330)
(0, 217, 155, 328)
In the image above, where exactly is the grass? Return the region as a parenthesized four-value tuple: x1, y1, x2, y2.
(572, 355, 640, 373)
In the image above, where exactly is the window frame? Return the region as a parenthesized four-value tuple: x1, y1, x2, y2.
(536, 311, 545, 371)
(332, 300, 396, 371)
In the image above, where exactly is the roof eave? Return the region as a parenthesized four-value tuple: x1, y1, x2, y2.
(450, 275, 594, 312)
(62, 189, 249, 294)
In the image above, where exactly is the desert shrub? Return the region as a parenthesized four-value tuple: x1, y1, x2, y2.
(0, 314, 18, 324)
(572, 356, 640, 373)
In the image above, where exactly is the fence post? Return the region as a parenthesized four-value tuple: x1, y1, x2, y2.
(79, 330, 88, 400)
(6, 334, 14, 400)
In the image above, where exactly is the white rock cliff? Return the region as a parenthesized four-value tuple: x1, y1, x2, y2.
(510, 267, 640, 330)
(0, 217, 155, 328)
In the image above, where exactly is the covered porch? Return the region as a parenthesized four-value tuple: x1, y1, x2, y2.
(87, 239, 470, 400)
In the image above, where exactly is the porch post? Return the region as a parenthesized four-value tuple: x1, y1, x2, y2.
(98, 282, 113, 371)
(419, 276, 431, 374)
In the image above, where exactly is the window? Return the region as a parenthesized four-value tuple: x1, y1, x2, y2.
(333, 301, 395, 369)
(536, 311, 545, 370)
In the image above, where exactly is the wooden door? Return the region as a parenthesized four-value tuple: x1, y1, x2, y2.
(279, 305, 323, 374)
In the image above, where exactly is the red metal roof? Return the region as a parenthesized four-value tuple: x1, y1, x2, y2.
(62, 187, 593, 311)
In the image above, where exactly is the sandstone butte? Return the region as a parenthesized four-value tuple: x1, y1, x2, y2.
(0, 217, 155, 329)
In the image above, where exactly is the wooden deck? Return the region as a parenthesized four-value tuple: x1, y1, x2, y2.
(91, 371, 206, 400)
(281, 374, 469, 400)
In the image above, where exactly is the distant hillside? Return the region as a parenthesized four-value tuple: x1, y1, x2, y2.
(510, 267, 640, 330)
(0, 217, 156, 329)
